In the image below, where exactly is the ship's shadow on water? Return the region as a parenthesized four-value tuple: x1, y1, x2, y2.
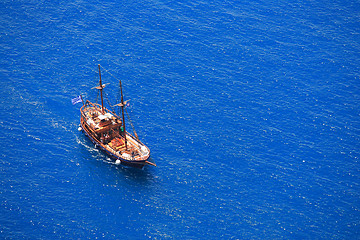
(114, 164, 156, 184)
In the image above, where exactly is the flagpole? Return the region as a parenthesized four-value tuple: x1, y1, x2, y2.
(80, 94, 84, 105)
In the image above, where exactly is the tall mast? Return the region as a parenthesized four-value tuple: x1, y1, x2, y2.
(119, 80, 128, 150)
(98, 64, 105, 114)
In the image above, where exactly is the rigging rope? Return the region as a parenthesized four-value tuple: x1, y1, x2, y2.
(100, 65, 124, 115)
(125, 108, 139, 141)
(104, 91, 115, 113)
(100, 66, 124, 85)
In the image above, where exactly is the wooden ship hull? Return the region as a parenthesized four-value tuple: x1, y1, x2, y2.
(78, 65, 155, 169)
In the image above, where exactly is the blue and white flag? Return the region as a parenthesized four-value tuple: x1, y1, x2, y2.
(72, 95, 82, 105)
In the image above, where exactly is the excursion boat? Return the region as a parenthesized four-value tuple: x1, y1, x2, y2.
(78, 65, 155, 168)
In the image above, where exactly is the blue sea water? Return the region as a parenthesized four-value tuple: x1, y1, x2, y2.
(1, 0, 360, 239)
